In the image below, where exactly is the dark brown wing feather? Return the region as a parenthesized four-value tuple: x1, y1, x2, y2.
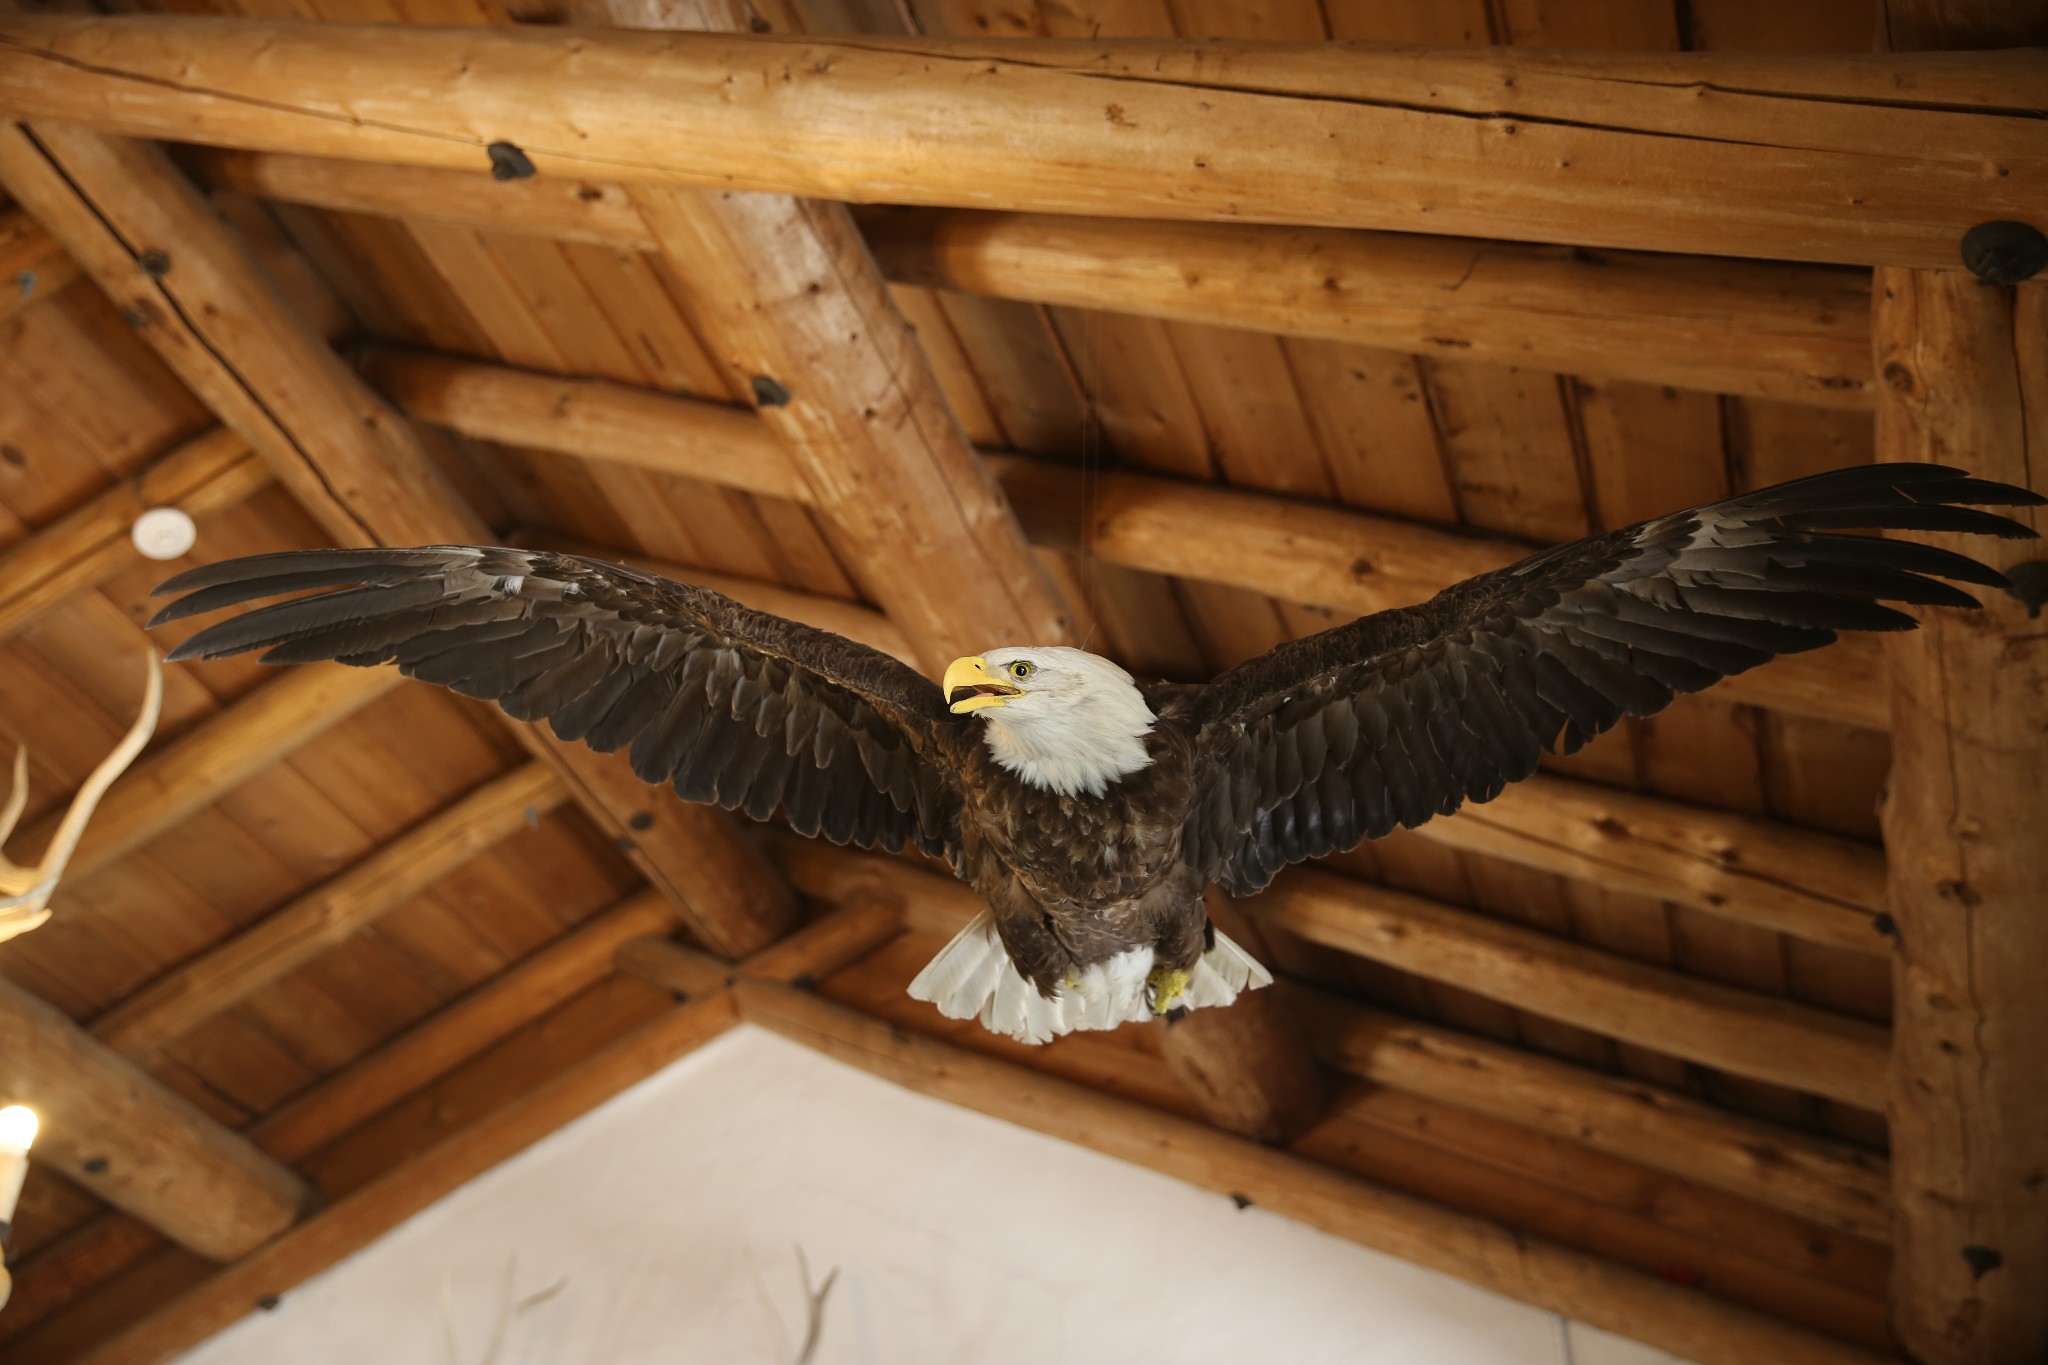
(150, 547, 963, 858)
(1169, 463, 2041, 895)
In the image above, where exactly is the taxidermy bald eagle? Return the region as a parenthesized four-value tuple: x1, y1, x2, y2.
(151, 464, 2039, 1043)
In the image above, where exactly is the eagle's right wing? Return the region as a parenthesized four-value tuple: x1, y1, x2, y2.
(1170, 463, 2040, 896)
(151, 547, 966, 858)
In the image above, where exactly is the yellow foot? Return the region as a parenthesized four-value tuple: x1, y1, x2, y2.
(1148, 966, 1191, 1015)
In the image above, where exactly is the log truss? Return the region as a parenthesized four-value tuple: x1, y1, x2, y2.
(0, 2, 2038, 1363)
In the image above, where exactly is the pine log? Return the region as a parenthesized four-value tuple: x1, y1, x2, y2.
(863, 208, 1878, 407)
(87, 763, 571, 1057)
(365, 349, 1886, 731)
(206, 154, 1876, 406)
(0, 18, 2039, 267)
(355, 348, 804, 502)
(630, 186, 1073, 673)
(0, 201, 76, 322)
(735, 980, 1894, 1365)
(1263, 867, 1891, 1110)
(0, 978, 312, 1262)
(0, 429, 269, 646)
(1292, 988, 1892, 1243)
(0, 120, 797, 958)
(194, 150, 659, 251)
(1874, 266, 2048, 1362)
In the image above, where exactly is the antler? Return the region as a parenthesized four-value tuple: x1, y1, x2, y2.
(0, 651, 163, 944)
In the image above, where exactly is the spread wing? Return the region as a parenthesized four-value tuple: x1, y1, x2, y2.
(1172, 463, 2041, 896)
(150, 547, 963, 857)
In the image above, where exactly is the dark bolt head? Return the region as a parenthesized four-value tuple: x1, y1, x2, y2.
(1960, 220, 2048, 286)
(628, 811, 655, 831)
(750, 375, 792, 407)
(81, 1156, 110, 1175)
(487, 141, 538, 182)
(137, 249, 172, 279)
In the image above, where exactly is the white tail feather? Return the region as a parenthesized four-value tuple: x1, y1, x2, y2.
(906, 911, 1273, 1045)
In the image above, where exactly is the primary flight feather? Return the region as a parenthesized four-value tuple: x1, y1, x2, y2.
(150, 463, 2040, 1043)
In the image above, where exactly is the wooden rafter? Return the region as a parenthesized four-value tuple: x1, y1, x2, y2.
(0, 116, 797, 958)
(1873, 3, 2048, 1351)
(203, 152, 1876, 405)
(0, 20, 2037, 267)
(0, 978, 312, 1262)
(0, 199, 73, 324)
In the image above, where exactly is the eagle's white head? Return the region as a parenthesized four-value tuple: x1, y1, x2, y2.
(943, 646, 1156, 798)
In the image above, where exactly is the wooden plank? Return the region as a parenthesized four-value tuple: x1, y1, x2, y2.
(0, 201, 77, 324)
(1263, 867, 1891, 1110)
(88, 763, 571, 1057)
(735, 981, 1894, 1365)
(1874, 238, 2048, 1363)
(863, 208, 1877, 405)
(0, 18, 2038, 267)
(0, 429, 268, 647)
(0, 978, 312, 1262)
(1291, 988, 1892, 1243)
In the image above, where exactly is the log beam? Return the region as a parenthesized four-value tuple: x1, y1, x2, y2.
(1261, 868, 1891, 1111)
(367, 348, 1887, 731)
(0, 118, 796, 958)
(208, 155, 1877, 406)
(736, 980, 1893, 1365)
(88, 762, 571, 1058)
(862, 208, 1879, 407)
(1291, 989, 1892, 1243)
(1874, 186, 2048, 1363)
(0, 19, 2039, 267)
(0, 978, 312, 1262)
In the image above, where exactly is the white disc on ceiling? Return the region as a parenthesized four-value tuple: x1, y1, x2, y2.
(131, 507, 197, 561)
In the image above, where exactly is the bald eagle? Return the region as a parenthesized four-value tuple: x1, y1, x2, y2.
(151, 464, 2039, 1043)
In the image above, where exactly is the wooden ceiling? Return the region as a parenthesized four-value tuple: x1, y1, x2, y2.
(0, 1, 2041, 1363)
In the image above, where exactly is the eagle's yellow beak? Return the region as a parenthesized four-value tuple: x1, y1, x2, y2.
(944, 656, 1023, 715)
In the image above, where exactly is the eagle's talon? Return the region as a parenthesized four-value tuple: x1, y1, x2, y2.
(1148, 966, 1191, 1015)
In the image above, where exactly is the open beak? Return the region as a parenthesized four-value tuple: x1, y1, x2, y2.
(944, 657, 1023, 715)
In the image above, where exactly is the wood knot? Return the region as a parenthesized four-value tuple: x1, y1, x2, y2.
(1882, 361, 1919, 395)
(1961, 1245, 2004, 1281)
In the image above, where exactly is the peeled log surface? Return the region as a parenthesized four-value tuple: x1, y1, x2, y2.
(1425, 775, 1890, 954)
(736, 981, 1894, 1365)
(1263, 867, 1891, 1111)
(863, 208, 1878, 407)
(0, 19, 2039, 267)
(1875, 265, 2048, 1365)
(0, 978, 312, 1262)
(1293, 989, 1892, 1244)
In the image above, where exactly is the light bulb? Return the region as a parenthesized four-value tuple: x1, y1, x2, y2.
(131, 507, 197, 561)
(0, 1105, 37, 1151)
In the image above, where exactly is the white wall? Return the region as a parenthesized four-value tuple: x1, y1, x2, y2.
(172, 1025, 1692, 1365)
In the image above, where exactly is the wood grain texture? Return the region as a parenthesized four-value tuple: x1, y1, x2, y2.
(0, 977, 312, 1262)
(0, 20, 2038, 266)
(1875, 265, 2048, 1365)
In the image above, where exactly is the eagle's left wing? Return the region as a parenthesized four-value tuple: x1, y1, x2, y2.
(1170, 463, 2040, 896)
(150, 547, 963, 858)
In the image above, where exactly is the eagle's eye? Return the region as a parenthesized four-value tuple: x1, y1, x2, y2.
(1009, 661, 1035, 681)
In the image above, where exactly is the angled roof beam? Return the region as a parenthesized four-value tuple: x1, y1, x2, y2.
(0, 17, 2038, 267)
(0, 121, 795, 957)
(204, 151, 1874, 406)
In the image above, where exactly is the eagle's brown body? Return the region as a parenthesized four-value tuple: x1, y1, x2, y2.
(149, 463, 2042, 1041)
